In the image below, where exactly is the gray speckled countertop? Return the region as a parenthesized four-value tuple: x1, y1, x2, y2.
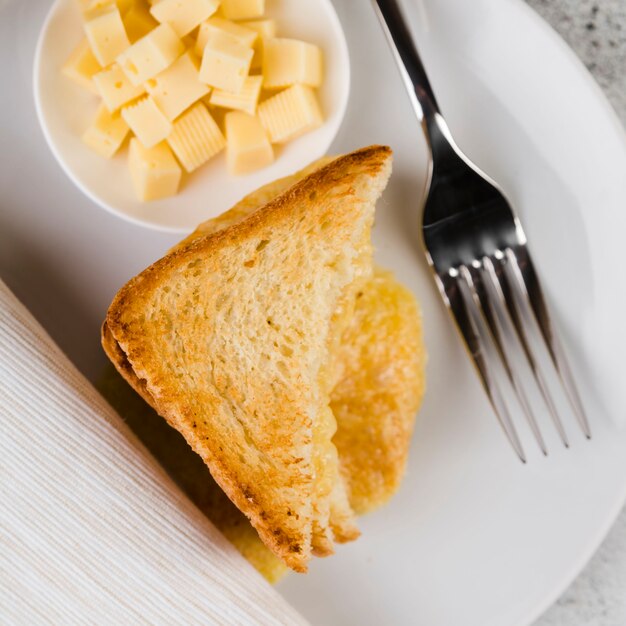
(525, 2, 626, 624)
(526, 0, 626, 118)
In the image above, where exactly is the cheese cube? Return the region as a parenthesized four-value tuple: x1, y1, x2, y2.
(210, 75, 262, 115)
(122, 96, 172, 147)
(84, 5, 131, 66)
(239, 18, 275, 38)
(82, 105, 130, 157)
(150, 0, 220, 37)
(263, 39, 323, 89)
(128, 138, 182, 201)
(80, 0, 133, 17)
(220, 0, 264, 20)
(166, 102, 225, 172)
(117, 23, 184, 85)
(93, 63, 145, 111)
(123, 4, 158, 43)
(240, 19, 276, 71)
(62, 39, 102, 94)
(225, 111, 273, 175)
(145, 51, 210, 121)
(258, 84, 323, 144)
(199, 31, 253, 93)
(116, 0, 134, 14)
(195, 18, 257, 56)
(79, 0, 109, 12)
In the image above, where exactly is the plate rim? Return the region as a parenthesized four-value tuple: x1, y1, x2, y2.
(495, 1, 626, 621)
(24, 0, 626, 623)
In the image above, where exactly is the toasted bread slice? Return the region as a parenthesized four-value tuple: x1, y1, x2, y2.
(101, 152, 424, 581)
(103, 146, 393, 572)
(99, 267, 425, 584)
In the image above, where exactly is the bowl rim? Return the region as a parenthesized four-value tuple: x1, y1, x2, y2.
(33, 0, 352, 234)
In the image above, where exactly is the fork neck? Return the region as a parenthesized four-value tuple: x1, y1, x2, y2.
(372, 0, 441, 124)
(423, 113, 461, 167)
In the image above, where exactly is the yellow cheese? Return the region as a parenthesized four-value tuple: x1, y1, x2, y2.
(82, 104, 130, 158)
(150, 0, 220, 37)
(80, 0, 133, 17)
(239, 19, 276, 71)
(84, 5, 131, 67)
(128, 138, 182, 201)
(117, 23, 184, 85)
(78, 0, 108, 12)
(116, 0, 134, 14)
(121, 96, 172, 147)
(220, 0, 264, 20)
(209, 75, 262, 115)
(123, 4, 158, 43)
(166, 102, 225, 172)
(263, 38, 323, 89)
(258, 84, 323, 144)
(199, 31, 253, 93)
(145, 51, 209, 121)
(62, 39, 102, 94)
(182, 34, 198, 49)
(195, 18, 257, 56)
(93, 63, 145, 111)
(225, 111, 273, 175)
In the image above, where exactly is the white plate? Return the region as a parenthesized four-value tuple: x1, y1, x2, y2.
(34, 0, 350, 233)
(1, 0, 625, 625)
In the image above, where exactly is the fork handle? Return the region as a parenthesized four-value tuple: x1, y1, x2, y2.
(371, 0, 440, 123)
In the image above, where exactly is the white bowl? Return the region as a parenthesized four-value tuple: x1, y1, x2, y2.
(34, 0, 350, 233)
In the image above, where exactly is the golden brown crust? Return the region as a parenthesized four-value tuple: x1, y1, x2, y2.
(102, 322, 156, 409)
(103, 146, 393, 572)
(171, 156, 336, 253)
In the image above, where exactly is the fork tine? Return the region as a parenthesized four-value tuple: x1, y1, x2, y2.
(505, 247, 592, 439)
(478, 257, 548, 456)
(550, 336, 592, 439)
(446, 266, 526, 463)
(498, 249, 570, 447)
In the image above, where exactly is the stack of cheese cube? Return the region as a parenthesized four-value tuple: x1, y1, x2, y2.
(63, 0, 324, 201)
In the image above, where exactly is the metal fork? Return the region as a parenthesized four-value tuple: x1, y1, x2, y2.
(372, 0, 591, 461)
